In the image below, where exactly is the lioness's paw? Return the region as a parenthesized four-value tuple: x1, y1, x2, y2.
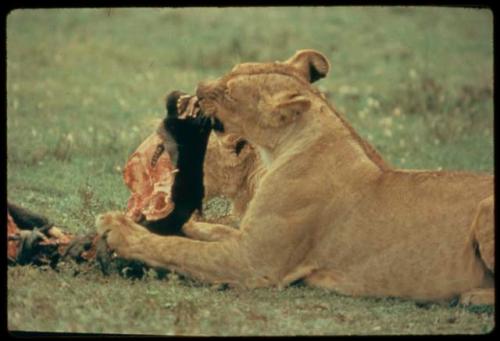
(96, 211, 122, 236)
(95, 211, 149, 258)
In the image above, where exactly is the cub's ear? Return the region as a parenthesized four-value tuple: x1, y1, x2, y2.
(262, 93, 311, 127)
(284, 49, 330, 83)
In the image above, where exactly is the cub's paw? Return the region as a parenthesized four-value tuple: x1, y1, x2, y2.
(95, 211, 149, 259)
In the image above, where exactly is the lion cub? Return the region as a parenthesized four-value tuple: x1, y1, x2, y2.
(203, 131, 263, 221)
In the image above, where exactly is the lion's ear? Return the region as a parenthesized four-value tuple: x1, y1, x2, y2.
(263, 93, 311, 127)
(284, 49, 330, 83)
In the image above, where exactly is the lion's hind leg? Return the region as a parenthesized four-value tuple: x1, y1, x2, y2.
(470, 195, 494, 273)
(459, 288, 495, 306)
(304, 268, 364, 296)
(459, 195, 495, 306)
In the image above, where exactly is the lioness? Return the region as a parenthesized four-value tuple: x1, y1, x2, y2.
(97, 50, 494, 304)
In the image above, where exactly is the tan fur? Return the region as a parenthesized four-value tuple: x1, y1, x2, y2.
(203, 132, 263, 220)
(97, 50, 494, 304)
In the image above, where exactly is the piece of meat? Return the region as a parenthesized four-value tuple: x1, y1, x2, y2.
(7, 213, 20, 263)
(7, 212, 75, 265)
(123, 132, 178, 222)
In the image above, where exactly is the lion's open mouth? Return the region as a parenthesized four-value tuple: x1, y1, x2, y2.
(196, 98, 224, 132)
(195, 80, 225, 127)
(198, 98, 218, 119)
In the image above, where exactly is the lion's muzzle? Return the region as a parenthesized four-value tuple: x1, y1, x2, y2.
(196, 80, 224, 115)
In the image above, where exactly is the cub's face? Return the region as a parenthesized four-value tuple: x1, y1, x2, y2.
(203, 132, 256, 198)
(196, 49, 330, 147)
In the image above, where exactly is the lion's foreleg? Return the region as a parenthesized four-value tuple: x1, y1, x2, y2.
(96, 211, 251, 286)
(182, 219, 240, 242)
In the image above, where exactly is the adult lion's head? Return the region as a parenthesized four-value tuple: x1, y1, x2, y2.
(196, 49, 330, 148)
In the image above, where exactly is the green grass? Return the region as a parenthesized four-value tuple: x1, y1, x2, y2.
(7, 266, 495, 335)
(7, 7, 494, 335)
